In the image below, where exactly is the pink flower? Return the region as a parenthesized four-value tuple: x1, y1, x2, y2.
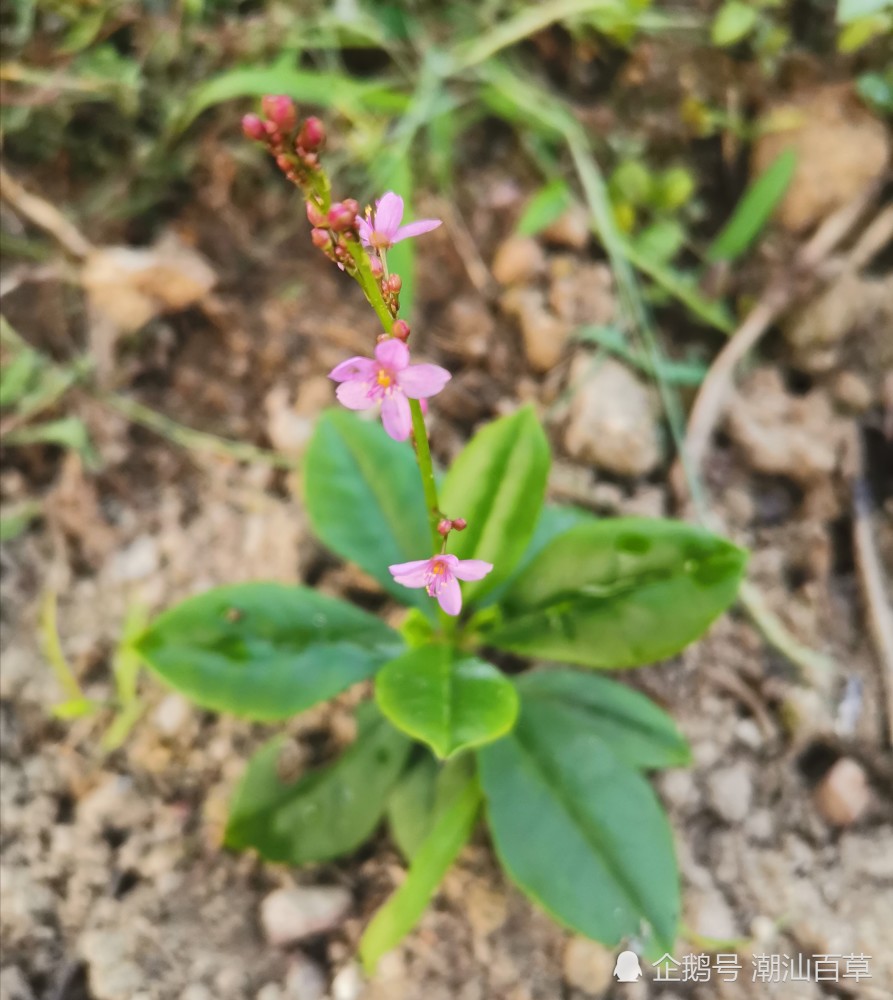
(328, 339, 450, 441)
(357, 192, 442, 251)
(389, 554, 493, 616)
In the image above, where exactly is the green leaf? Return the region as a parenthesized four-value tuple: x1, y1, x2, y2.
(175, 61, 408, 132)
(136, 583, 402, 721)
(837, 12, 892, 51)
(440, 407, 550, 605)
(376, 647, 519, 759)
(837, 0, 893, 23)
(304, 410, 432, 611)
(632, 218, 686, 265)
(575, 325, 707, 386)
(487, 518, 747, 669)
(711, 1, 758, 46)
(517, 670, 691, 770)
(226, 705, 412, 863)
(478, 696, 679, 949)
(4, 417, 98, 466)
(388, 754, 475, 861)
(515, 179, 574, 237)
(0, 500, 42, 542)
(482, 503, 595, 610)
(387, 755, 439, 860)
(707, 150, 797, 263)
(360, 766, 481, 972)
(857, 70, 893, 112)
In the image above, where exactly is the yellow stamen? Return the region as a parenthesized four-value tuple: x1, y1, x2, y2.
(376, 370, 392, 388)
(431, 562, 445, 575)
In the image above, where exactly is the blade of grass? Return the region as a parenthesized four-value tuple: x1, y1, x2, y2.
(706, 149, 797, 263)
(451, 0, 626, 71)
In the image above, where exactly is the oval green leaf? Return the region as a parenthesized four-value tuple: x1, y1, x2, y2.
(136, 582, 403, 720)
(304, 409, 433, 611)
(711, 1, 758, 46)
(478, 697, 679, 949)
(376, 647, 519, 759)
(226, 704, 411, 864)
(487, 518, 747, 669)
(517, 670, 691, 770)
(439, 406, 550, 606)
(361, 766, 481, 972)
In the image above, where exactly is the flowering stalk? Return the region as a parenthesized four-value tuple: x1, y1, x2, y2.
(245, 97, 490, 614)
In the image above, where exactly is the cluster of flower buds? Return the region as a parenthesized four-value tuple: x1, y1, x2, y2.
(242, 95, 326, 190)
(437, 517, 468, 537)
(306, 198, 361, 270)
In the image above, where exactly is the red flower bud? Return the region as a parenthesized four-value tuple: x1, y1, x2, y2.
(310, 228, 331, 249)
(392, 319, 410, 341)
(275, 154, 293, 174)
(241, 114, 266, 141)
(452, 518, 467, 531)
(437, 519, 453, 536)
(298, 116, 326, 151)
(387, 274, 402, 293)
(369, 257, 384, 278)
(341, 198, 360, 218)
(261, 94, 297, 131)
(328, 202, 356, 232)
(306, 202, 327, 227)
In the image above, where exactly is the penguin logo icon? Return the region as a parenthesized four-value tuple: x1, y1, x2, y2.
(613, 950, 643, 982)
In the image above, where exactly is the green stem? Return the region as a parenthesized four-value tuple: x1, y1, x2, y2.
(410, 398, 442, 548)
(344, 238, 443, 551)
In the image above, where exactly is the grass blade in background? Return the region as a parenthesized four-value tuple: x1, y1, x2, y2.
(706, 149, 797, 263)
(515, 179, 574, 236)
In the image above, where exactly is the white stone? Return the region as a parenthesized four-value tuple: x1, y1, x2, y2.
(260, 886, 352, 946)
(707, 762, 753, 824)
(564, 357, 661, 476)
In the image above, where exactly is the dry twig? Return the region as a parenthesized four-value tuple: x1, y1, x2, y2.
(851, 434, 893, 746)
(0, 165, 94, 259)
(679, 184, 885, 482)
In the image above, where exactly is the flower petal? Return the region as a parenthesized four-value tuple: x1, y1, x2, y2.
(393, 218, 442, 243)
(374, 338, 410, 371)
(452, 559, 494, 582)
(329, 356, 375, 382)
(374, 192, 404, 239)
(357, 218, 373, 248)
(436, 576, 462, 616)
(389, 558, 432, 588)
(398, 363, 451, 399)
(381, 392, 412, 441)
(335, 379, 376, 410)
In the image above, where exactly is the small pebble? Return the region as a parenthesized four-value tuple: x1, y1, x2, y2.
(814, 757, 871, 827)
(562, 937, 615, 994)
(707, 762, 753, 824)
(491, 236, 545, 286)
(260, 886, 352, 946)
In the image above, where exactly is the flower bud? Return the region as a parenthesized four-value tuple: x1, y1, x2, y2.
(306, 201, 327, 227)
(341, 198, 360, 218)
(310, 228, 331, 249)
(369, 256, 384, 278)
(241, 114, 266, 141)
(452, 518, 467, 531)
(387, 274, 402, 293)
(392, 319, 410, 341)
(328, 202, 356, 232)
(298, 116, 326, 151)
(261, 94, 297, 131)
(437, 519, 453, 536)
(275, 154, 293, 173)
